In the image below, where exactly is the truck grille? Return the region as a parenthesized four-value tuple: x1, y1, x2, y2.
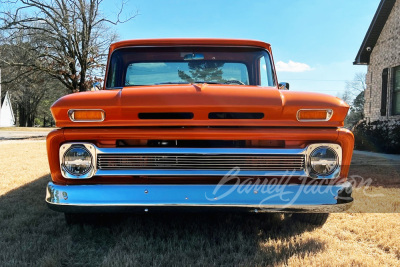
(97, 154, 305, 171)
(60, 144, 341, 178)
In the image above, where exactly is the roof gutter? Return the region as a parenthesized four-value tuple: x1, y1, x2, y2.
(353, 0, 396, 65)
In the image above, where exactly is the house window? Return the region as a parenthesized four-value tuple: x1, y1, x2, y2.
(393, 66, 400, 115)
(381, 69, 388, 116)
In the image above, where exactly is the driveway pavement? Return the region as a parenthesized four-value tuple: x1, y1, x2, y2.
(0, 129, 52, 141)
(353, 150, 400, 161)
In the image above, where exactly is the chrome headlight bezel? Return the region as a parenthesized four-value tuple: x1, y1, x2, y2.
(59, 143, 96, 179)
(304, 143, 342, 179)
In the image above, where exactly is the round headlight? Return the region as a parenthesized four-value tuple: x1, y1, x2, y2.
(63, 146, 92, 176)
(309, 146, 338, 176)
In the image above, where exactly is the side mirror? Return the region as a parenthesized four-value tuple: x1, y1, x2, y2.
(278, 82, 289, 90)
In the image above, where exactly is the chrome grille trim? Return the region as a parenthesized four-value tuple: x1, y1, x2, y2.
(97, 154, 305, 170)
(95, 147, 306, 176)
(95, 169, 307, 177)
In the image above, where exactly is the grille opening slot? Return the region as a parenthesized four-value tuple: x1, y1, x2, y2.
(208, 112, 264, 119)
(147, 140, 246, 148)
(138, 112, 194, 119)
(116, 140, 285, 148)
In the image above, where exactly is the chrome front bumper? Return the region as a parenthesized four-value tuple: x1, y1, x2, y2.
(46, 181, 353, 213)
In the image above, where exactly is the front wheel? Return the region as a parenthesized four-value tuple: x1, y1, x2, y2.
(290, 213, 329, 227)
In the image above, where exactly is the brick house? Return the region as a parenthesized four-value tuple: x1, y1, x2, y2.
(354, 0, 400, 122)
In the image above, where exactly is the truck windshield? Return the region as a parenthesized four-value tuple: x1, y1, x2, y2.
(106, 47, 275, 88)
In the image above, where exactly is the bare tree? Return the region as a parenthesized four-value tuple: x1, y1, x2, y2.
(1, 39, 67, 126)
(345, 72, 366, 97)
(343, 73, 366, 128)
(339, 88, 353, 105)
(0, 0, 137, 93)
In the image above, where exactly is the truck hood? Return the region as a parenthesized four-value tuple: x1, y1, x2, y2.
(51, 84, 349, 127)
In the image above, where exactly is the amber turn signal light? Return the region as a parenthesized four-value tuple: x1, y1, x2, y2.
(297, 109, 333, 121)
(68, 109, 105, 122)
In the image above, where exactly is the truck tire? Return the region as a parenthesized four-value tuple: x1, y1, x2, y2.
(290, 213, 329, 227)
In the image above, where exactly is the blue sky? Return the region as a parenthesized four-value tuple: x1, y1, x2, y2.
(103, 0, 379, 97)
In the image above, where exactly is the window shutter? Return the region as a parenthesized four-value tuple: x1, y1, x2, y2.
(381, 68, 388, 116)
(393, 66, 400, 115)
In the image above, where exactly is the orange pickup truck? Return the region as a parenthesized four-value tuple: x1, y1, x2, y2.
(46, 38, 353, 225)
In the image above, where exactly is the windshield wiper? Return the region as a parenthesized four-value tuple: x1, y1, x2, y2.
(155, 82, 188, 85)
(192, 81, 220, 84)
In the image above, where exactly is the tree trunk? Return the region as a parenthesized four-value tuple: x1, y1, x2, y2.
(18, 104, 27, 127)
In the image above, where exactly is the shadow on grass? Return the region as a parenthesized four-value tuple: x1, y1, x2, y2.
(0, 175, 326, 266)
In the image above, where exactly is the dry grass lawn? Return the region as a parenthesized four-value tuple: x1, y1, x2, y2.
(0, 141, 400, 266)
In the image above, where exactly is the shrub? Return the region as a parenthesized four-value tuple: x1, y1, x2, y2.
(352, 120, 400, 154)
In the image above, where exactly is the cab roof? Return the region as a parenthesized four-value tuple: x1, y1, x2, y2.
(109, 38, 271, 53)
